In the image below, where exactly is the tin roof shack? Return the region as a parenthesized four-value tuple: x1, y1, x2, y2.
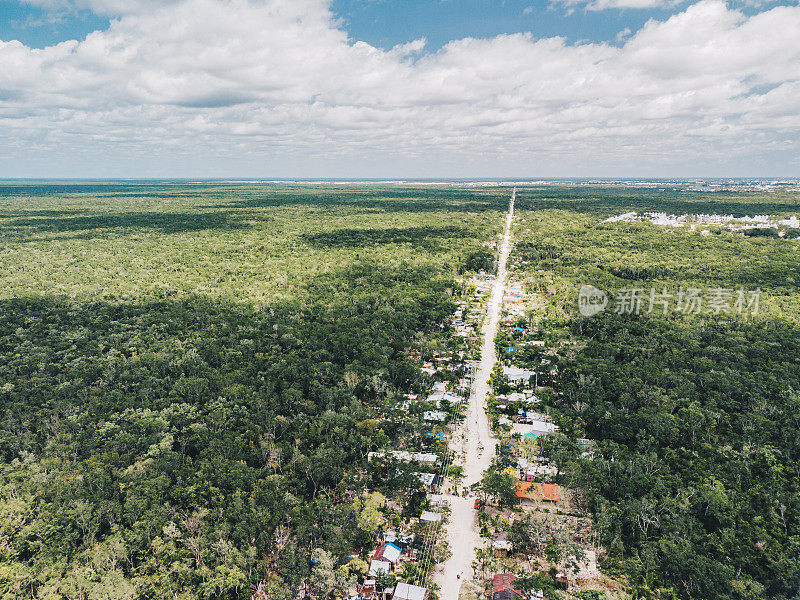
(492, 531, 513, 557)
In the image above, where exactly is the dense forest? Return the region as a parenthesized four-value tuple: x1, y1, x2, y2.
(0, 184, 506, 599)
(4, 181, 800, 600)
(514, 186, 800, 600)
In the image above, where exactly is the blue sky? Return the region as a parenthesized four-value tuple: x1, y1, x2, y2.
(331, 0, 653, 48)
(0, 2, 108, 47)
(1, 0, 791, 49)
(0, 0, 798, 177)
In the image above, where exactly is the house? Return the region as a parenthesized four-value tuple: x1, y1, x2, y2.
(420, 511, 442, 522)
(503, 366, 536, 384)
(492, 532, 513, 556)
(361, 579, 377, 595)
(372, 543, 402, 564)
(517, 458, 558, 480)
(428, 392, 460, 407)
(516, 481, 562, 503)
(392, 582, 426, 600)
(525, 412, 549, 422)
(492, 573, 522, 600)
(426, 392, 445, 405)
(415, 472, 436, 486)
(369, 559, 391, 576)
(423, 411, 447, 422)
(368, 451, 438, 465)
(515, 420, 558, 438)
(385, 530, 414, 549)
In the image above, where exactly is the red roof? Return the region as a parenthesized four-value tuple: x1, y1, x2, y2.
(371, 544, 385, 561)
(492, 573, 522, 596)
(516, 481, 561, 502)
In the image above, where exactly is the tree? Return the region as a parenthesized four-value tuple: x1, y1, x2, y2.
(355, 491, 387, 537)
(308, 548, 337, 598)
(472, 469, 518, 508)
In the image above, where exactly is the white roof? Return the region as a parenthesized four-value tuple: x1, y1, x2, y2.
(368, 451, 437, 464)
(530, 420, 557, 432)
(498, 417, 512, 426)
(432, 382, 448, 392)
(503, 366, 536, 381)
(420, 511, 442, 522)
(382, 543, 402, 563)
(393, 582, 427, 600)
(424, 411, 447, 422)
(416, 472, 435, 486)
(493, 540, 513, 550)
(369, 560, 390, 576)
(526, 412, 549, 421)
(426, 392, 460, 407)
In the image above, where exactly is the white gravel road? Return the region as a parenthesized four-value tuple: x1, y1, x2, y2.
(434, 189, 515, 600)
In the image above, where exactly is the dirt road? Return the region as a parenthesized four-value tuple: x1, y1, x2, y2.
(435, 189, 515, 599)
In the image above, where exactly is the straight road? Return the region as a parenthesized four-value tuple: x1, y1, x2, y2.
(434, 189, 515, 600)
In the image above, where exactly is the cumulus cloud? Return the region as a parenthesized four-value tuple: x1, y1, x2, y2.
(1, 0, 799, 176)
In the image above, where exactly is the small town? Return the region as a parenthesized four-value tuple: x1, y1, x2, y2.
(315, 193, 625, 600)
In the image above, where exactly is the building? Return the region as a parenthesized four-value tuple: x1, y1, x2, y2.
(419, 511, 442, 522)
(369, 559, 391, 576)
(415, 472, 436, 486)
(492, 532, 513, 556)
(368, 451, 438, 465)
(372, 542, 402, 564)
(492, 573, 522, 600)
(516, 481, 562, 503)
(503, 366, 535, 384)
(423, 410, 447, 422)
(392, 582, 426, 600)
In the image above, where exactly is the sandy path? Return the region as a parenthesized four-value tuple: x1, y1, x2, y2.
(434, 189, 515, 599)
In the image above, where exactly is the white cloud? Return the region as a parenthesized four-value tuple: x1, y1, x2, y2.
(1, 0, 799, 176)
(552, 0, 782, 13)
(615, 26, 632, 41)
(587, 0, 683, 10)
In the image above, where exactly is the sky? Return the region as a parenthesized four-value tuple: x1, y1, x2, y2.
(0, 0, 798, 178)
